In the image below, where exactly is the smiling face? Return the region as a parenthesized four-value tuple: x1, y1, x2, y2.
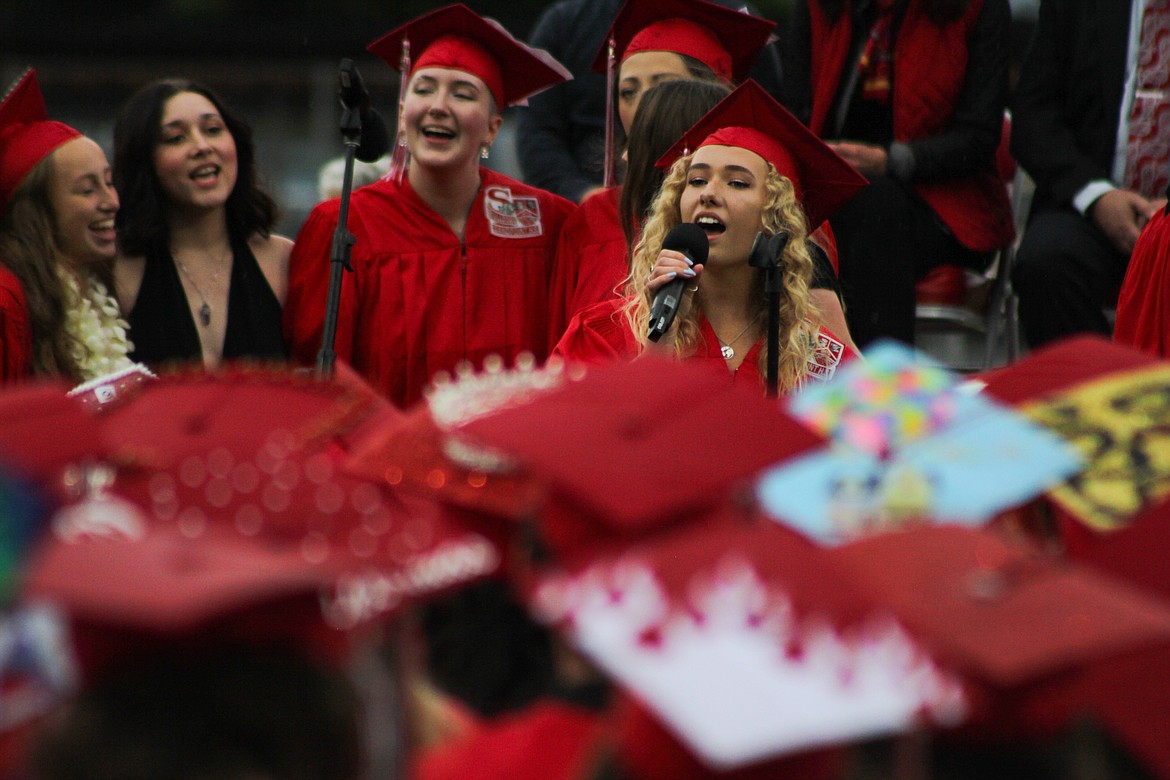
(48, 136, 119, 265)
(618, 50, 694, 133)
(400, 67, 502, 175)
(152, 91, 238, 213)
(679, 144, 770, 268)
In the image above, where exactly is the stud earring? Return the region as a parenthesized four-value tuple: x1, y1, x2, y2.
(480, 145, 491, 160)
(398, 136, 408, 147)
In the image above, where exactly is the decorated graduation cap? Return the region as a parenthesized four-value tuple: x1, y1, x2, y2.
(529, 505, 968, 772)
(657, 80, 868, 229)
(594, 0, 776, 187)
(16, 368, 501, 682)
(0, 69, 81, 212)
(345, 359, 566, 522)
(367, 3, 571, 182)
(978, 336, 1170, 607)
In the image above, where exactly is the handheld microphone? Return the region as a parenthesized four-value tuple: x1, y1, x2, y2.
(647, 223, 709, 342)
(339, 58, 391, 162)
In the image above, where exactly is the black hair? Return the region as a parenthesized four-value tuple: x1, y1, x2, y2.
(113, 79, 277, 257)
(421, 578, 554, 717)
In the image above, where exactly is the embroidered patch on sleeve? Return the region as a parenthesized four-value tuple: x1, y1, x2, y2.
(805, 330, 845, 382)
(484, 185, 543, 239)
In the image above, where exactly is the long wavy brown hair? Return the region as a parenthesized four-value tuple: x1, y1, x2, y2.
(0, 154, 116, 381)
(620, 152, 819, 393)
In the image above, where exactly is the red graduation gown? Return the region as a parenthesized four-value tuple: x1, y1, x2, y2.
(410, 699, 604, 780)
(552, 298, 858, 391)
(0, 264, 32, 383)
(283, 169, 575, 408)
(547, 186, 629, 347)
(543, 184, 844, 351)
(1115, 206, 1170, 358)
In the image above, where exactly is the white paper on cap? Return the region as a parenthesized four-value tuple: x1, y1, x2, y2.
(537, 558, 966, 769)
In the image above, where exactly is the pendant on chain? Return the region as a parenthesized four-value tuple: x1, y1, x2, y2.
(720, 344, 734, 360)
(199, 302, 212, 327)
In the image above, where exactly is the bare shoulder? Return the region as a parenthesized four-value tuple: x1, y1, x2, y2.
(115, 254, 147, 315)
(250, 233, 292, 305)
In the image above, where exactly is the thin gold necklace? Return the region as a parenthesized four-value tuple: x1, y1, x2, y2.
(713, 313, 762, 360)
(173, 251, 226, 328)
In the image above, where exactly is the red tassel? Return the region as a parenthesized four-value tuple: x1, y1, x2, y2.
(387, 36, 412, 185)
(603, 37, 617, 189)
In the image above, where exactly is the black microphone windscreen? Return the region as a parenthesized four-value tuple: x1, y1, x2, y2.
(338, 58, 368, 112)
(355, 107, 391, 162)
(662, 223, 709, 265)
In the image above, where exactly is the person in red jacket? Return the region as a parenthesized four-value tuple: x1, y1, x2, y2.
(1114, 186, 1170, 357)
(554, 82, 867, 394)
(779, 0, 1014, 348)
(282, 4, 575, 409)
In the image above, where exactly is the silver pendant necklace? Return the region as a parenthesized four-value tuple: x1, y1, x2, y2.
(714, 314, 762, 360)
(173, 252, 225, 328)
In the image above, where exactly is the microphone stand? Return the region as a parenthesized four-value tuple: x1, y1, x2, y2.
(315, 98, 362, 378)
(749, 231, 790, 398)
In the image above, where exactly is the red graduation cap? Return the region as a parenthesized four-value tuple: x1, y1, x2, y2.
(827, 525, 1170, 688)
(0, 69, 81, 212)
(825, 523, 1170, 780)
(592, 0, 775, 188)
(345, 403, 546, 523)
(17, 369, 500, 665)
(977, 334, 1157, 407)
(657, 80, 868, 229)
(367, 3, 570, 109)
(592, 0, 776, 83)
(454, 356, 825, 569)
(0, 382, 102, 491)
(23, 520, 336, 638)
(530, 516, 967, 771)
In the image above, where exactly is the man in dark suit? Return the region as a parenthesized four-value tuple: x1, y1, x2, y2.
(1011, 0, 1169, 348)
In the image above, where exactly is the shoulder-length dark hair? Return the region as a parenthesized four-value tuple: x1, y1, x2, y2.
(816, 0, 970, 25)
(619, 79, 730, 250)
(113, 79, 277, 257)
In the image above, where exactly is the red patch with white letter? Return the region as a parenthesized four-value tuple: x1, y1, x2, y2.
(484, 186, 543, 239)
(806, 330, 845, 382)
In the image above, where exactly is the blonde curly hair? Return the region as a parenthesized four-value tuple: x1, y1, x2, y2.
(620, 152, 819, 393)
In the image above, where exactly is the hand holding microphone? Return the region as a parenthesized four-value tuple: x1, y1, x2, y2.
(647, 223, 710, 343)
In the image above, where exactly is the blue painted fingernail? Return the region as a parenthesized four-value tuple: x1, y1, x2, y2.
(682, 268, 697, 277)
(664, 271, 677, 279)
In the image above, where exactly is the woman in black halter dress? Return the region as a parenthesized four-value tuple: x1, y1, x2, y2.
(113, 79, 290, 370)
